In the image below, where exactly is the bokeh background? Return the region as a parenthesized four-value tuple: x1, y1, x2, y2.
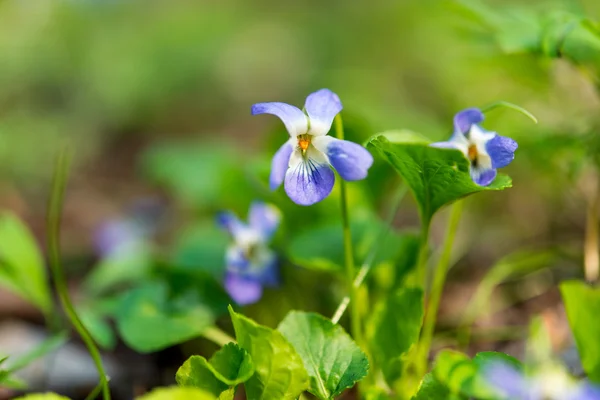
(1, 0, 600, 398)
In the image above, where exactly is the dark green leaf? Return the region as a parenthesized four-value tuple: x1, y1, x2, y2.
(176, 343, 254, 397)
(228, 306, 309, 400)
(366, 287, 424, 385)
(278, 311, 369, 399)
(367, 136, 511, 225)
(561, 280, 600, 382)
(116, 282, 214, 352)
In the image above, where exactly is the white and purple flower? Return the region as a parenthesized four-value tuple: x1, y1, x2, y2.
(484, 362, 600, 400)
(217, 202, 281, 305)
(252, 89, 374, 205)
(432, 108, 518, 186)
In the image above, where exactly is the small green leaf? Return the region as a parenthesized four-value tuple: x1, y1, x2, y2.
(135, 386, 216, 400)
(278, 311, 369, 399)
(561, 280, 600, 382)
(432, 350, 520, 398)
(367, 136, 512, 225)
(411, 373, 465, 400)
(116, 282, 214, 352)
(228, 306, 309, 400)
(78, 306, 117, 350)
(0, 212, 53, 316)
(366, 287, 424, 385)
(176, 343, 254, 397)
(13, 394, 71, 400)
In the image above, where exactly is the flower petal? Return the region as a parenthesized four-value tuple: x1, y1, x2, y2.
(483, 362, 528, 398)
(454, 108, 484, 134)
(248, 202, 281, 240)
(254, 253, 279, 287)
(284, 148, 335, 206)
(270, 140, 294, 190)
(251, 102, 308, 137)
(217, 212, 245, 236)
(304, 89, 343, 136)
(224, 272, 263, 305)
(313, 136, 373, 181)
(471, 166, 497, 186)
(486, 135, 518, 169)
(572, 381, 600, 400)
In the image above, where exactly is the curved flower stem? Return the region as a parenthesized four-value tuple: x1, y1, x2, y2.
(331, 183, 408, 324)
(415, 200, 464, 377)
(480, 101, 538, 124)
(334, 114, 362, 349)
(48, 149, 111, 400)
(201, 326, 236, 347)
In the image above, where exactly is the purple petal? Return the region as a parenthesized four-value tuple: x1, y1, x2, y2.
(270, 141, 293, 190)
(224, 273, 263, 305)
(251, 102, 308, 137)
(486, 135, 518, 169)
(571, 381, 600, 400)
(313, 136, 373, 181)
(483, 362, 527, 398)
(94, 220, 141, 257)
(226, 247, 250, 271)
(284, 158, 335, 206)
(304, 89, 343, 136)
(471, 167, 497, 186)
(248, 202, 280, 240)
(454, 108, 484, 134)
(255, 254, 279, 287)
(216, 212, 244, 236)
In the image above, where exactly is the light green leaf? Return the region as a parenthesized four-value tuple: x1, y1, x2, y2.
(13, 394, 71, 400)
(367, 136, 512, 225)
(116, 282, 214, 353)
(176, 343, 254, 396)
(135, 386, 216, 400)
(366, 287, 424, 385)
(78, 306, 117, 350)
(278, 311, 369, 399)
(432, 350, 520, 398)
(560, 280, 600, 382)
(0, 212, 53, 316)
(411, 373, 465, 400)
(228, 306, 309, 400)
(288, 209, 413, 272)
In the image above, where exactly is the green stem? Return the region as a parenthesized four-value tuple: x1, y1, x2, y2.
(48, 149, 111, 400)
(416, 200, 464, 376)
(331, 183, 408, 324)
(334, 114, 362, 349)
(584, 181, 600, 283)
(480, 101, 538, 124)
(415, 220, 431, 291)
(201, 326, 236, 347)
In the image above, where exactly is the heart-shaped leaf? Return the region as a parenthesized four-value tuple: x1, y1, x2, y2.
(278, 311, 369, 399)
(367, 136, 511, 225)
(176, 342, 254, 397)
(228, 306, 309, 400)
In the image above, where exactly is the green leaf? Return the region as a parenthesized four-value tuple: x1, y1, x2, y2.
(13, 394, 71, 400)
(366, 287, 424, 385)
(288, 209, 413, 272)
(278, 311, 369, 399)
(0, 212, 53, 316)
(411, 373, 465, 400)
(116, 282, 214, 352)
(432, 350, 520, 399)
(367, 136, 512, 225)
(560, 280, 600, 382)
(176, 343, 254, 396)
(135, 386, 216, 400)
(228, 306, 309, 400)
(78, 306, 117, 350)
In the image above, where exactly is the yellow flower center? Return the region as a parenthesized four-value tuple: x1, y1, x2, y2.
(468, 144, 478, 167)
(298, 134, 311, 154)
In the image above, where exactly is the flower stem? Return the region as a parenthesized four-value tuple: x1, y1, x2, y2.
(416, 200, 464, 377)
(331, 183, 408, 324)
(334, 114, 362, 348)
(48, 148, 111, 400)
(201, 326, 236, 347)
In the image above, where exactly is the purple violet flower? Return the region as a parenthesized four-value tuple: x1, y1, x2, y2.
(484, 361, 600, 400)
(432, 107, 518, 186)
(252, 89, 374, 205)
(217, 202, 281, 305)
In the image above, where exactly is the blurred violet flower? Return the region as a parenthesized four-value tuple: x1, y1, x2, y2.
(484, 361, 600, 400)
(252, 89, 374, 206)
(217, 202, 281, 305)
(432, 108, 518, 186)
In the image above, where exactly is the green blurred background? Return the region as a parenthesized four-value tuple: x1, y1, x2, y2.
(1, 0, 600, 398)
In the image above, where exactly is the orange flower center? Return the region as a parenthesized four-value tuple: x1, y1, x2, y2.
(467, 144, 478, 161)
(298, 134, 311, 154)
